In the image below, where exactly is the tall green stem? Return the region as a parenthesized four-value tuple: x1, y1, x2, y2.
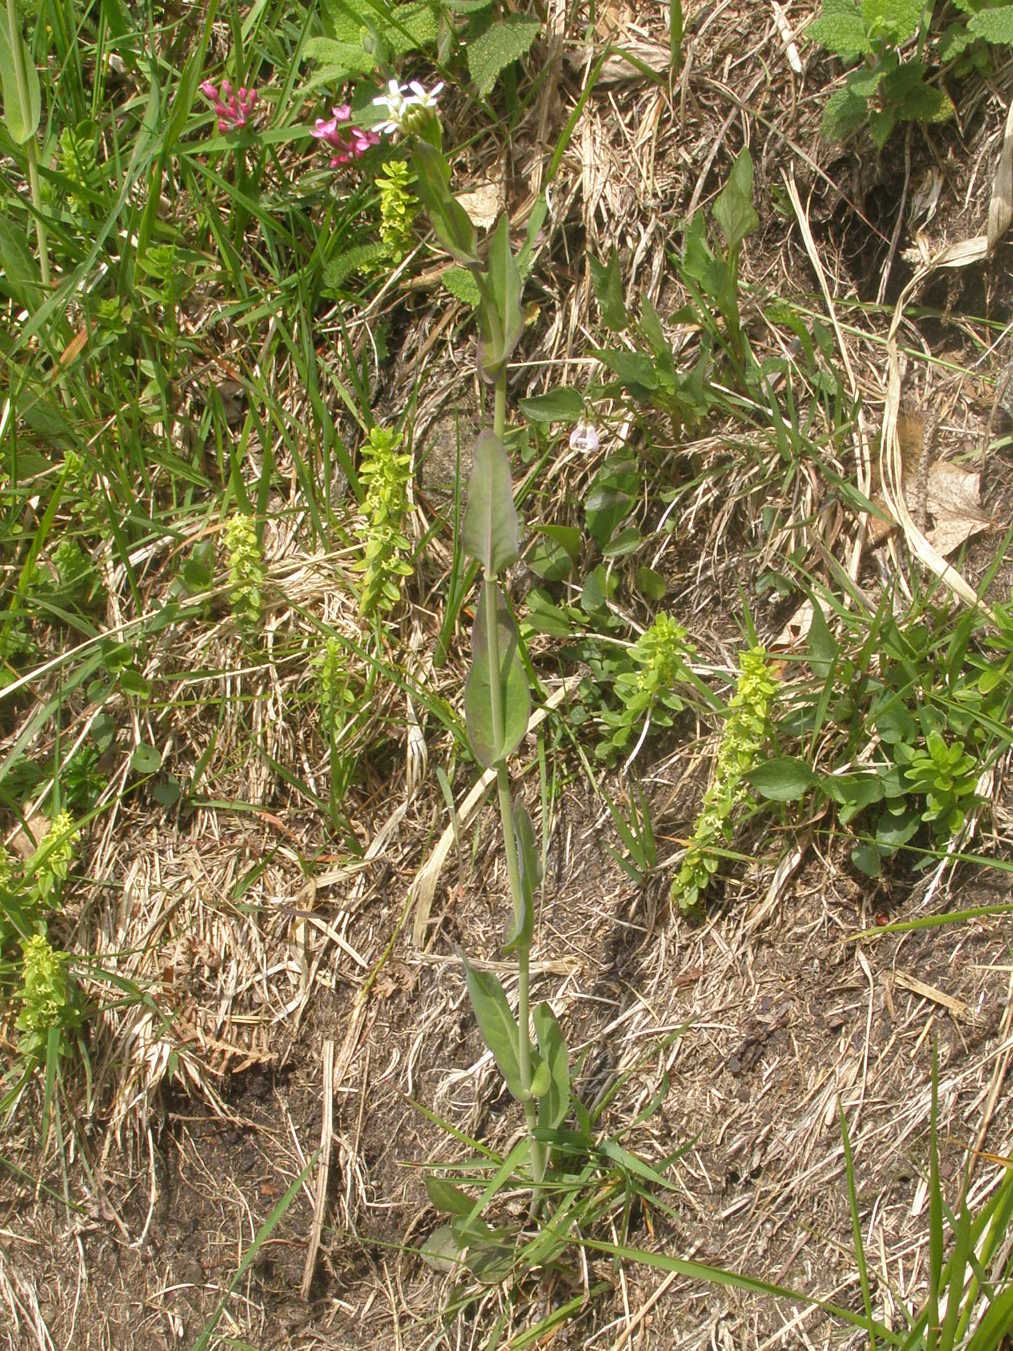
(486, 368, 546, 1191)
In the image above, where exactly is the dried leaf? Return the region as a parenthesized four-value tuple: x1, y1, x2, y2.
(456, 180, 503, 230)
(924, 460, 991, 557)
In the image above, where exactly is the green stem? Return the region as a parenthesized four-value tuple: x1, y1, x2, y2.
(25, 144, 50, 291)
(488, 368, 546, 1194)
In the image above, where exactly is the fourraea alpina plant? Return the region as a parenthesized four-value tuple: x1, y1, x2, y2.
(399, 92, 570, 1250)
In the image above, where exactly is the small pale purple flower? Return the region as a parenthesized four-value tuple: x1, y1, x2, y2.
(310, 103, 380, 167)
(201, 78, 259, 133)
(569, 419, 600, 454)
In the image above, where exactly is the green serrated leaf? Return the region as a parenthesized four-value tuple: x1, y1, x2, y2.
(441, 265, 481, 306)
(462, 432, 519, 574)
(820, 86, 869, 141)
(712, 149, 759, 251)
(464, 586, 530, 768)
(302, 34, 376, 76)
(385, 2, 439, 54)
(967, 5, 1013, 42)
(322, 243, 389, 290)
(808, 0, 872, 57)
(461, 957, 525, 1100)
(862, 0, 924, 44)
(589, 250, 629, 330)
(467, 13, 541, 98)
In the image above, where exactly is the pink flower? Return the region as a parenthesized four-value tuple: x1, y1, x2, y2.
(310, 104, 380, 167)
(200, 78, 259, 133)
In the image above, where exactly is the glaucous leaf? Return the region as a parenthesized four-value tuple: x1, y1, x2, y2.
(462, 432, 519, 575)
(465, 586, 530, 767)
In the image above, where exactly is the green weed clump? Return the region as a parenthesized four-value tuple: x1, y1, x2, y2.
(315, 636, 354, 735)
(357, 426, 413, 617)
(376, 159, 417, 261)
(14, 933, 82, 1068)
(671, 647, 778, 913)
(598, 612, 694, 761)
(224, 513, 266, 629)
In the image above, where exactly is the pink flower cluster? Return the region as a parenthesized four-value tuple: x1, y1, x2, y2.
(311, 104, 380, 167)
(200, 79, 258, 133)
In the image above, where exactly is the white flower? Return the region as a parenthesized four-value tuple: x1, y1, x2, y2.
(371, 77, 444, 134)
(372, 79, 410, 134)
(569, 419, 600, 454)
(405, 80, 443, 110)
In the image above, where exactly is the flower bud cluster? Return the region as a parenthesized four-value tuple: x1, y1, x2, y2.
(200, 79, 258, 133)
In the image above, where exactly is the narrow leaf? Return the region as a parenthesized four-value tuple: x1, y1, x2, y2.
(462, 957, 525, 1101)
(0, 19, 40, 145)
(712, 149, 759, 251)
(465, 586, 530, 768)
(480, 211, 524, 378)
(534, 1003, 570, 1130)
(425, 1175, 475, 1217)
(462, 432, 519, 574)
(503, 803, 538, 953)
(589, 251, 629, 330)
(411, 139, 479, 264)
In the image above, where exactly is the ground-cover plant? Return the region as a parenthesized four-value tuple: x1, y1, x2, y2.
(591, 148, 760, 423)
(750, 592, 1013, 876)
(808, 0, 1013, 145)
(808, 0, 955, 145)
(306, 0, 542, 102)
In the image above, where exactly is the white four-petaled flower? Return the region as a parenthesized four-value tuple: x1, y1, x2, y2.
(372, 78, 444, 135)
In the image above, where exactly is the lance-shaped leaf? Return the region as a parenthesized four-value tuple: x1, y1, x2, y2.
(462, 956, 525, 1101)
(0, 17, 40, 146)
(465, 586, 529, 768)
(467, 589, 532, 772)
(534, 1003, 570, 1130)
(712, 148, 758, 252)
(425, 1175, 475, 1217)
(503, 803, 539, 954)
(462, 432, 519, 574)
(411, 139, 479, 265)
(478, 212, 524, 379)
